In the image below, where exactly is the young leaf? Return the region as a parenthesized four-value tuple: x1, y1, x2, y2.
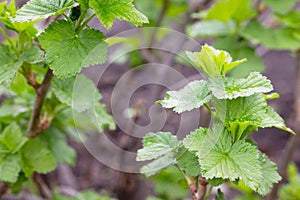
(215, 189, 226, 200)
(0, 44, 22, 87)
(137, 132, 180, 161)
(20, 139, 57, 177)
(209, 72, 273, 99)
(89, 0, 149, 29)
(183, 128, 212, 152)
(185, 45, 246, 77)
(19, 46, 44, 64)
(137, 132, 181, 176)
(263, 0, 298, 15)
(140, 153, 177, 177)
(0, 122, 28, 154)
(39, 20, 107, 78)
(157, 80, 211, 113)
(14, 0, 78, 22)
(0, 154, 21, 183)
(257, 153, 281, 195)
(198, 129, 262, 192)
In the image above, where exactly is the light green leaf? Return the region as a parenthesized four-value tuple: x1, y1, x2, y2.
(198, 129, 262, 191)
(90, 0, 149, 29)
(209, 72, 273, 99)
(257, 153, 281, 195)
(0, 154, 21, 183)
(39, 20, 107, 78)
(241, 21, 300, 51)
(140, 153, 177, 177)
(19, 46, 44, 64)
(263, 0, 298, 15)
(52, 74, 101, 112)
(0, 44, 22, 87)
(177, 150, 201, 176)
(157, 80, 211, 113)
(14, 0, 78, 22)
(0, 122, 28, 154)
(40, 128, 76, 165)
(185, 45, 246, 77)
(183, 128, 212, 152)
(137, 132, 180, 161)
(205, 0, 256, 23)
(20, 139, 57, 177)
(187, 20, 236, 38)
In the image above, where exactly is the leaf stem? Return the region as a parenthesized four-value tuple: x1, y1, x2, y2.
(27, 68, 54, 138)
(0, 27, 19, 55)
(175, 164, 192, 185)
(77, 13, 96, 33)
(204, 184, 213, 200)
(204, 103, 212, 114)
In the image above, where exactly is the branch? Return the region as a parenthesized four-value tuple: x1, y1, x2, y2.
(33, 173, 52, 199)
(267, 49, 300, 199)
(27, 68, 53, 138)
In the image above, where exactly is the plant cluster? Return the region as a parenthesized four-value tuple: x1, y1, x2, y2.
(137, 44, 294, 199)
(0, 0, 148, 197)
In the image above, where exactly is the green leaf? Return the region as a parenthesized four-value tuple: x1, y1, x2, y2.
(90, 0, 149, 29)
(140, 153, 177, 177)
(0, 154, 21, 183)
(19, 46, 44, 64)
(209, 72, 273, 99)
(157, 80, 211, 113)
(52, 74, 101, 111)
(14, 0, 78, 22)
(240, 21, 300, 51)
(186, 20, 236, 38)
(198, 129, 262, 192)
(39, 20, 107, 78)
(137, 132, 180, 161)
(185, 45, 246, 77)
(263, 0, 298, 15)
(257, 153, 281, 195)
(276, 11, 300, 29)
(40, 128, 76, 165)
(177, 150, 201, 176)
(20, 139, 57, 177)
(0, 44, 22, 87)
(205, 0, 256, 23)
(183, 128, 213, 152)
(0, 123, 28, 154)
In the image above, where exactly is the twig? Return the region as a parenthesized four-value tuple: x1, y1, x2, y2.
(267, 49, 300, 199)
(27, 68, 54, 138)
(33, 173, 52, 199)
(0, 182, 8, 198)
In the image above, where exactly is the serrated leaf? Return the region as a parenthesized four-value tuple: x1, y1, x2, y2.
(39, 20, 107, 78)
(14, 0, 78, 22)
(177, 150, 201, 176)
(90, 0, 149, 29)
(205, 0, 256, 23)
(40, 128, 76, 165)
(185, 45, 246, 77)
(140, 153, 177, 177)
(183, 128, 212, 152)
(0, 44, 22, 87)
(257, 153, 281, 195)
(20, 139, 57, 177)
(158, 80, 211, 113)
(187, 20, 236, 38)
(209, 72, 273, 99)
(137, 132, 180, 161)
(19, 46, 44, 64)
(0, 154, 21, 183)
(0, 122, 28, 154)
(198, 129, 262, 191)
(52, 74, 101, 111)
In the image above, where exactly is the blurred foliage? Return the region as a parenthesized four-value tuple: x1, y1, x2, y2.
(279, 163, 300, 200)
